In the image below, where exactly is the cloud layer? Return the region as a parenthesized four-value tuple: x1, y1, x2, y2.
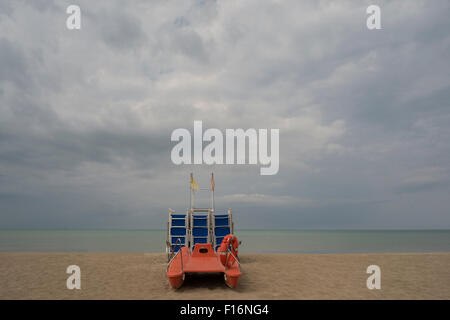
(1, 0, 449, 229)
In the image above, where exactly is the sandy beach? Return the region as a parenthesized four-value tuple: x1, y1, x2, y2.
(0, 253, 449, 300)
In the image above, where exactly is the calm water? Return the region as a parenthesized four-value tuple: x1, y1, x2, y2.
(1, 230, 449, 253)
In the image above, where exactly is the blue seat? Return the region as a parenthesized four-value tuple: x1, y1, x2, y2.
(168, 213, 188, 253)
(171, 236, 185, 253)
(213, 213, 233, 251)
(193, 217, 208, 226)
(190, 213, 210, 249)
(214, 227, 230, 237)
(193, 237, 208, 245)
(171, 237, 185, 244)
(192, 228, 208, 237)
(215, 236, 224, 248)
(214, 215, 229, 226)
(171, 219, 186, 227)
(170, 230, 186, 250)
(171, 227, 186, 236)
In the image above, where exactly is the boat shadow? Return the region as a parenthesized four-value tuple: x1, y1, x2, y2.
(174, 272, 249, 293)
(178, 272, 227, 290)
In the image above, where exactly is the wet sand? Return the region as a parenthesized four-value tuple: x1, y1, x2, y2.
(0, 253, 449, 299)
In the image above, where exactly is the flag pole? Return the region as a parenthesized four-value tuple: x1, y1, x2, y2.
(190, 172, 194, 210)
(211, 172, 215, 212)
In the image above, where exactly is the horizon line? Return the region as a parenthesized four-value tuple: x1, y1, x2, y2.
(1, 228, 450, 231)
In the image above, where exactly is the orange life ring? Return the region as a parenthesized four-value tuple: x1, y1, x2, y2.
(218, 234, 239, 267)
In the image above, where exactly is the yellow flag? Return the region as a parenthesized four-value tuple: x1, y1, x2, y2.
(190, 173, 198, 190)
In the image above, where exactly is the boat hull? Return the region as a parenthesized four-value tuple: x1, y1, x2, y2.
(224, 273, 240, 288)
(168, 274, 184, 289)
(166, 243, 241, 289)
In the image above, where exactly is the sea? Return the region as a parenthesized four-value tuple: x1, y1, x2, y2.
(0, 229, 449, 254)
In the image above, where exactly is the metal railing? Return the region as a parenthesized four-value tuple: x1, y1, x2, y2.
(224, 237, 240, 270)
(166, 238, 184, 273)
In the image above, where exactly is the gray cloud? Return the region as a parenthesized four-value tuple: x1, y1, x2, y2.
(0, 38, 30, 89)
(0, 0, 450, 229)
(97, 9, 147, 51)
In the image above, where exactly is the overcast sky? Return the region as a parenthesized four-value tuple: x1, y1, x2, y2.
(0, 0, 449, 229)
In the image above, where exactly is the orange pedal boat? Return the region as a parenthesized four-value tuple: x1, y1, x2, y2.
(167, 237, 241, 289)
(166, 173, 241, 288)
